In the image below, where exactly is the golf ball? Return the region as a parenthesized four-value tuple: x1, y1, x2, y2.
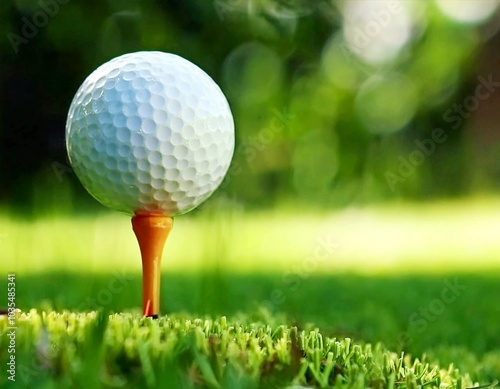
(66, 51, 234, 216)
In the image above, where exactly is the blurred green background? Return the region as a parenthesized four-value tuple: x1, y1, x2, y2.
(2, 1, 500, 385)
(2, 0, 500, 214)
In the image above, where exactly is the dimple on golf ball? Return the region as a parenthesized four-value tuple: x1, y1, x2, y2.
(66, 51, 234, 216)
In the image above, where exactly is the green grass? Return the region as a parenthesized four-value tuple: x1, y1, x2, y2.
(2, 272, 500, 387)
(1, 199, 500, 387)
(0, 310, 485, 389)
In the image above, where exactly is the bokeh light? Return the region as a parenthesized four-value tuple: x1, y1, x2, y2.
(435, 0, 500, 25)
(222, 42, 283, 105)
(2, 0, 500, 209)
(292, 130, 338, 197)
(342, 0, 415, 64)
(321, 33, 368, 91)
(355, 73, 418, 134)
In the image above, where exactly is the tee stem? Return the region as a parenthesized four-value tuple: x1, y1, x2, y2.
(131, 213, 173, 317)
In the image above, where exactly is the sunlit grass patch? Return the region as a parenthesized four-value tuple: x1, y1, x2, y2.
(3, 196, 500, 275)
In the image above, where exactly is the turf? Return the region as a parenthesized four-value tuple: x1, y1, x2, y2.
(1, 201, 500, 387)
(0, 310, 484, 389)
(1, 272, 499, 388)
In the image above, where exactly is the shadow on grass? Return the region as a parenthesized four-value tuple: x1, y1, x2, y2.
(14, 270, 500, 356)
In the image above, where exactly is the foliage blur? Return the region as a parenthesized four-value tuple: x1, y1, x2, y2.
(2, 0, 500, 214)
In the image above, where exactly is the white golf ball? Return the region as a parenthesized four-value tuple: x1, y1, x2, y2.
(66, 51, 234, 216)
